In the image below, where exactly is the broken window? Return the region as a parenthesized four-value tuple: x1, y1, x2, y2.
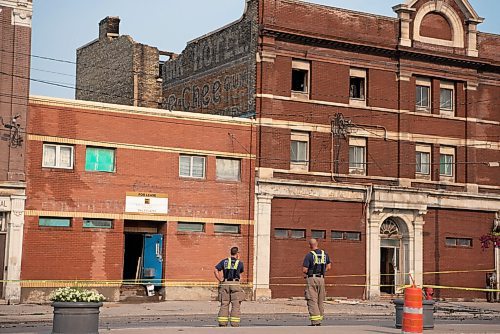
(291, 60, 310, 95)
(349, 68, 367, 104)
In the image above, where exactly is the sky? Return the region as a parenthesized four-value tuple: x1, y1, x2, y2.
(30, 0, 500, 99)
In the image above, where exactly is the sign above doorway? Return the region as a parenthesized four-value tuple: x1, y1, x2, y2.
(0, 198, 11, 212)
(125, 192, 169, 215)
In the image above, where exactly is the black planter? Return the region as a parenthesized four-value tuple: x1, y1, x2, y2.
(394, 299, 435, 329)
(52, 302, 103, 334)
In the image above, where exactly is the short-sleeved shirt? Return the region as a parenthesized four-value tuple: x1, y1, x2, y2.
(303, 249, 331, 275)
(215, 257, 244, 280)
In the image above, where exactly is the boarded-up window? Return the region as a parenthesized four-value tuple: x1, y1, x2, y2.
(85, 147, 115, 172)
(39, 217, 71, 227)
(83, 219, 113, 229)
(216, 158, 241, 181)
(214, 224, 241, 234)
(177, 222, 205, 232)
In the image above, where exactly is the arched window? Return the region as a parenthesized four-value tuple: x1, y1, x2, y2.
(380, 219, 401, 238)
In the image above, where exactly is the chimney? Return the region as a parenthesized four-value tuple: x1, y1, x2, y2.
(99, 16, 120, 39)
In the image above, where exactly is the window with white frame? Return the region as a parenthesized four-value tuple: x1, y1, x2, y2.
(179, 155, 205, 179)
(440, 81, 455, 114)
(415, 144, 431, 179)
(42, 143, 74, 169)
(290, 131, 309, 171)
(291, 60, 310, 97)
(216, 158, 241, 181)
(416, 78, 431, 112)
(349, 137, 366, 175)
(349, 68, 366, 105)
(439, 146, 455, 179)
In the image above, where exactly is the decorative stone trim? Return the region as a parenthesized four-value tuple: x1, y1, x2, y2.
(413, 1, 464, 48)
(0, 0, 32, 27)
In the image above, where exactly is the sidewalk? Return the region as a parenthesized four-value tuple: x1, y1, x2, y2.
(1, 299, 499, 324)
(103, 324, 500, 334)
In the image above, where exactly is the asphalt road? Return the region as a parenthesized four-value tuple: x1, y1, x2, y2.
(1, 314, 499, 334)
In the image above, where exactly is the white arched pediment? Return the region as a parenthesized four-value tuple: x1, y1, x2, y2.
(413, 1, 464, 48)
(394, 0, 484, 56)
(404, 0, 481, 21)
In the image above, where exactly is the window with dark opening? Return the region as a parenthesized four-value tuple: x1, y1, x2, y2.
(292, 69, 308, 92)
(350, 77, 365, 100)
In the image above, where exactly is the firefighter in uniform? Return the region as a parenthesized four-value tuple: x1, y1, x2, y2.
(302, 238, 331, 326)
(214, 246, 245, 327)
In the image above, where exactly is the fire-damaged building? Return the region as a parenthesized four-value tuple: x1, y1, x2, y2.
(21, 96, 255, 302)
(24, 0, 499, 302)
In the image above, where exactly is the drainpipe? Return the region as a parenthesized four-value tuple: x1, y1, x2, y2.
(364, 185, 373, 300)
(496, 246, 500, 302)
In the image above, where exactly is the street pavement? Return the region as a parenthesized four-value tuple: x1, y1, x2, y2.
(104, 324, 500, 334)
(0, 299, 499, 333)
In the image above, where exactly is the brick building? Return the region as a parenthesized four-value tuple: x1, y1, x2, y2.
(76, 17, 176, 109)
(74, 0, 499, 301)
(0, 0, 32, 303)
(21, 96, 255, 302)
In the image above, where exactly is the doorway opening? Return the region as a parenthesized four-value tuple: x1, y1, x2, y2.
(379, 218, 407, 295)
(380, 245, 399, 294)
(123, 233, 144, 281)
(123, 220, 164, 285)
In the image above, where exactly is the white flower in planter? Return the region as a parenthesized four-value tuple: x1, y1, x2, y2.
(50, 287, 105, 303)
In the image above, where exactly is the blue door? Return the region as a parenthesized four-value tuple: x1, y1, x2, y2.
(142, 234, 163, 286)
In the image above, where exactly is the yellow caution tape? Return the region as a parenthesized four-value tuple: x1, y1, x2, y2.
(271, 268, 495, 280)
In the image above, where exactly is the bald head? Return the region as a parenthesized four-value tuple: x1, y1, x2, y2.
(308, 238, 318, 250)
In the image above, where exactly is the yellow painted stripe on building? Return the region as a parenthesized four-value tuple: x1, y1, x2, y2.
(24, 210, 253, 225)
(29, 95, 255, 127)
(28, 135, 255, 159)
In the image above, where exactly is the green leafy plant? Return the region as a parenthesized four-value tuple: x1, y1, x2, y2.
(50, 287, 105, 303)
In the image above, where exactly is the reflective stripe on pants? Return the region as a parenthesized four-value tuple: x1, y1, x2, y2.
(305, 277, 326, 325)
(218, 282, 245, 326)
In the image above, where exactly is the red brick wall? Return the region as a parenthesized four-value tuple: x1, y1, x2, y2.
(367, 69, 398, 110)
(258, 126, 290, 170)
(311, 61, 349, 104)
(0, 6, 31, 181)
(423, 209, 496, 299)
(165, 222, 253, 283)
(262, 0, 398, 48)
(22, 217, 124, 281)
(269, 198, 366, 299)
(420, 13, 453, 41)
(23, 101, 255, 283)
(475, 84, 500, 122)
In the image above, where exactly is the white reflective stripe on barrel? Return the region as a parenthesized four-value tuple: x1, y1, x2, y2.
(403, 307, 423, 315)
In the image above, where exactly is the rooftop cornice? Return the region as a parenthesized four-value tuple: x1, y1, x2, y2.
(260, 26, 500, 71)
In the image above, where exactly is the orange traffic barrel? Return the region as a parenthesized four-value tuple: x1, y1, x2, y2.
(402, 287, 423, 333)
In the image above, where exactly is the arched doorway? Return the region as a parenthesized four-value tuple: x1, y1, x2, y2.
(379, 218, 409, 295)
